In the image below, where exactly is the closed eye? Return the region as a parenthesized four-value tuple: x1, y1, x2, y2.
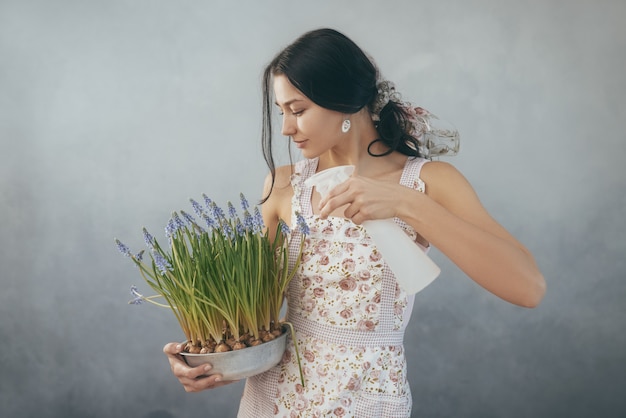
(276, 109, 304, 117)
(274, 99, 306, 116)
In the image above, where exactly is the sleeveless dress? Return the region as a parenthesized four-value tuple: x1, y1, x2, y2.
(238, 157, 430, 418)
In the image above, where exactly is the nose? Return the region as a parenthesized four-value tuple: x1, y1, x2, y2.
(281, 114, 296, 137)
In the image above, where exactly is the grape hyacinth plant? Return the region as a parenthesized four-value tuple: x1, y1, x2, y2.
(115, 193, 308, 357)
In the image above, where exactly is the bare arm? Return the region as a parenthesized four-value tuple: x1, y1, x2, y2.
(410, 162, 545, 307)
(319, 161, 545, 307)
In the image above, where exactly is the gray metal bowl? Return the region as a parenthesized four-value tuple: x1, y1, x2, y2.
(180, 330, 288, 381)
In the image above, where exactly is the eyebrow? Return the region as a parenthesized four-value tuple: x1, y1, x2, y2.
(274, 99, 305, 108)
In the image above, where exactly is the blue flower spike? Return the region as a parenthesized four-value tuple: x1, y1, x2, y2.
(181, 210, 206, 234)
(280, 220, 290, 236)
(165, 218, 176, 239)
(115, 239, 132, 257)
(227, 201, 237, 219)
(129, 285, 144, 305)
(142, 228, 155, 248)
(135, 249, 144, 262)
(180, 210, 196, 226)
(202, 212, 217, 229)
(240, 193, 250, 211)
(235, 218, 246, 236)
(172, 212, 185, 230)
(189, 198, 205, 217)
(243, 209, 254, 231)
(253, 206, 264, 233)
(210, 201, 226, 222)
(202, 193, 213, 211)
(152, 249, 173, 274)
(295, 212, 310, 235)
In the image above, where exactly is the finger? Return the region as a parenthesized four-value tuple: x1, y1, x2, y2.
(320, 190, 355, 219)
(319, 181, 350, 208)
(165, 348, 210, 379)
(349, 210, 365, 225)
(182, 373, 222, 392)
(187, 364, 215, 380)
(163, 342, 184, 356)
(342, 204, 358, 221)
(180, 365, 241, 391)
(319, 196, 348, 219)
(183, 374, 238, 392)
(174, 363, 219, 390)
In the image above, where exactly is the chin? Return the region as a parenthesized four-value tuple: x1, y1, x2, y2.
(300, 150, 320, 160)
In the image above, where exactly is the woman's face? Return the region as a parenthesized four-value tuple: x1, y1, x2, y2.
(273, 74, 345, 159)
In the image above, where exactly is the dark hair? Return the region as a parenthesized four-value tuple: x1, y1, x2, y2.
(261, 28, 421, 201)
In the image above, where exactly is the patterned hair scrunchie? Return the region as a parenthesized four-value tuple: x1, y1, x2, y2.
(370, 80, 402, 119)
(370, 79, 460, 158)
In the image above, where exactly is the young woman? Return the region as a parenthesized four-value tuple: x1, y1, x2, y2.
(164, 28, 545, 417)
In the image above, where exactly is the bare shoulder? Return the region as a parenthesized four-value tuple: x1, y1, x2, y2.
(419, 160, 519, 240)
(263, 164, 294, 199)
(420, 160, 465, 181)
(420, 161, 477, 201)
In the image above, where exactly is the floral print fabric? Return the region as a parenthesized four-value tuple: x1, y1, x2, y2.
(239, 157, 429, 418)
(295, 217, 408, 332)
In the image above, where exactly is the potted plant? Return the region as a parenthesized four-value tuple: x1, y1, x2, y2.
(115, 193, 308, 381)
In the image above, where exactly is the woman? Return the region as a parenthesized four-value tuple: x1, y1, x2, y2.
(164, 28, 545, 417)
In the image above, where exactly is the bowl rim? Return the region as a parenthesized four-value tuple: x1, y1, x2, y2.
(179, 326, 289, 359)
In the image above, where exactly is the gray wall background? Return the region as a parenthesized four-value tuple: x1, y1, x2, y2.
(1, 0, 624, 417)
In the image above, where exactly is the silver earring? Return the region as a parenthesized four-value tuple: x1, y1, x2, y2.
(341, 119, 351, 133)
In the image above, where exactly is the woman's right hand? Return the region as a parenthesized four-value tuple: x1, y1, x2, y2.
(163, 342, 238, 392)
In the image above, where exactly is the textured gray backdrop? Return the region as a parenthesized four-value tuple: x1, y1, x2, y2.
(1, 0, 624, 417)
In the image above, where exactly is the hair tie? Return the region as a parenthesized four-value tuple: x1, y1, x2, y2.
(370, 80, 401, 120)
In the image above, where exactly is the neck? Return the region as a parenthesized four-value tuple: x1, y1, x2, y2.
(317, 109, 382, 170)
(317, 145, 407, 179)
